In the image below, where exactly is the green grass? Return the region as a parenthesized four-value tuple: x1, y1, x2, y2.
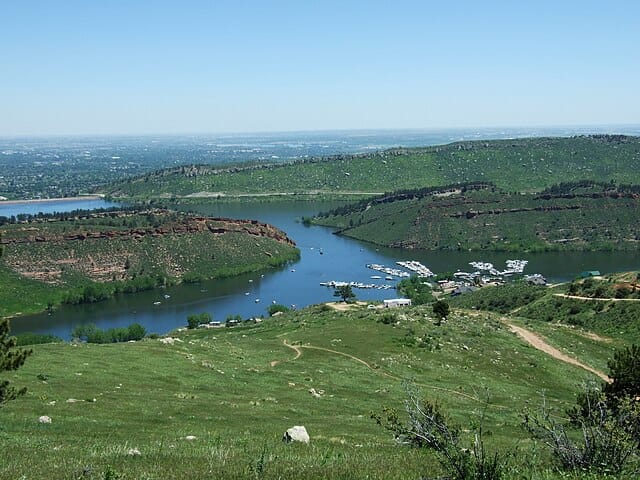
(103, 136, 640, 201)
(1, 303, 628, 479)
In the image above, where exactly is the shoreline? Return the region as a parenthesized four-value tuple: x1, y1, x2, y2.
(0, 194, 105, 206)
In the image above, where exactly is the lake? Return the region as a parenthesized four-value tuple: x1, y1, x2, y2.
(8, 198, 640, 339)
(0, 197, 119, 218)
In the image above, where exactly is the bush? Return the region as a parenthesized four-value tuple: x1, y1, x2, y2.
(524, 388, 639, 474)
(15, 332, 63, 346)
(187, 312, 212, 329)
(603, 344, 640, 406)
(71, 322, 147, 343)
(373, 382, 508, 480)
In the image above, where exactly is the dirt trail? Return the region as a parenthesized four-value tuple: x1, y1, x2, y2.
(505, 322, 611, 383)
(277, 339, 497, 405)
(553, 293, 640, 302)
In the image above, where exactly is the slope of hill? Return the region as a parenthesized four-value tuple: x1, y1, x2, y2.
(0, 210, 298, 317)
(312, 182, 640, 252)
(449, 272, 640, 339)
(1, 302, 622, 479)
(102, 135, 640, 200)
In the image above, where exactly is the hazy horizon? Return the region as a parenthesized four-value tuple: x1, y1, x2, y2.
(2, 2, 638, 136)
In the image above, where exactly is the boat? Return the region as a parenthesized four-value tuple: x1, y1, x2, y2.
(163, 294, 171, 299)
(255, 298, 260, 303)
(153, 301, 161, 305)
(371, 275, 382, 279)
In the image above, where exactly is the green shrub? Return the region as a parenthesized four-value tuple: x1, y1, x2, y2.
(15, 332, 63, 346)
(373, 382, 508, 480)
(187, 312, 212, 329)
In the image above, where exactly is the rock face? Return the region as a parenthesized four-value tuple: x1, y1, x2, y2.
(282, 425, 310, 444)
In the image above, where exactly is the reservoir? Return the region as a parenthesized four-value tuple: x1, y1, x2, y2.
(7, 198, 640, 339)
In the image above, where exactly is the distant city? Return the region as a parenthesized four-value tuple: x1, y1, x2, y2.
(1, 126, 639, 200)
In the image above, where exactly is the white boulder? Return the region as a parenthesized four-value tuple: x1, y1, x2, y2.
(38, 416, 52, 424)
(283, 425, 310, 444)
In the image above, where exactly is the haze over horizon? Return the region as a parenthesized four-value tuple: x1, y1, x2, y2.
(2, 1, 639, 136)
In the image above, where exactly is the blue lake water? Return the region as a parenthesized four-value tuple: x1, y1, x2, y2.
(0, 198, 119, 218)
(7, 198, 640, 339)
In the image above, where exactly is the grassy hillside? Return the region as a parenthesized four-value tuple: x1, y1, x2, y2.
(450, 272, 640, 339)
(312, 182, 640, 252)
(1, 302, 625, 479)
(102, 135, 640, 200)
(0, 210, 299, 318)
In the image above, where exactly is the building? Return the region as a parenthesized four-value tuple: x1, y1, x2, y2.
(383, 298, 412, 308)
(580, 270, 601, 278)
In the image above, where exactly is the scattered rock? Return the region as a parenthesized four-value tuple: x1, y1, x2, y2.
(184, 435, 197, 441)
(127, 448, 141, 456)
(283, 425, 310, 444)
(309, 388, 324, 398)
(38, 415, 52, 424)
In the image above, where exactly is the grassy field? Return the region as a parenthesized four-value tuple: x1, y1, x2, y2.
(102, 136, 640, 200)
(0, 210, 299, 318)
(312, 183, 640, 252)
(1, 302, 627, 479)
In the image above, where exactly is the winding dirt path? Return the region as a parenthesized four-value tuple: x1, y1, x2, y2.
(504, 322, 611, 383)
(277, 339, 497, 405)
(553, 293, 640, 302)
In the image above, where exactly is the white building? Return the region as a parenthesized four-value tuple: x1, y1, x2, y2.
(383, 298, 412, 308)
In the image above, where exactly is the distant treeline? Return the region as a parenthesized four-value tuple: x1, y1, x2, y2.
(0, 205, 140, 226)
(539, 180, 640, 196)
(316, 181, 495, 218)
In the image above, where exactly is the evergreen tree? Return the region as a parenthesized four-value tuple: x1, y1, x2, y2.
(334, 285, 356, 302)
(603, 344, 640, 406)
(1, 318, 32, 407)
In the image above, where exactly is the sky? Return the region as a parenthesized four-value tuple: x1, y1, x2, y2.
(1, 1, 639, 136)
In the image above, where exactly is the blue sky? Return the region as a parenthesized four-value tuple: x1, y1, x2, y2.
(1, 1, 638, 135)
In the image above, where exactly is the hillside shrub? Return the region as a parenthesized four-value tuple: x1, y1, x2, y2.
(187, 312, 212, 329)
(71, 323, 147, 343)
(373, 382, 508, 480)
(1, 319, 32, 407)
(524, 389, 639, 474)
(15, 333, 63, 346)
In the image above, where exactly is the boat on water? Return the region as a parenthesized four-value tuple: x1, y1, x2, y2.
(153, 301, 161, 305)
(371, 275, 382, 279)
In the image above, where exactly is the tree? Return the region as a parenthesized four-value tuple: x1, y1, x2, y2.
(433, 300, 450, 322)
(187, 312, 212, 329)
(334, 284, 356, 303)
(603, 344, 640, 406)
(1, 318, 32, 407)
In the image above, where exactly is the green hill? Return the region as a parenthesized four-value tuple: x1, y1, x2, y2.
(0, 210, 298, 318)
(1, 302, 627, 479)
(312, 182, 640, 252)
(102, 135, 640, 200)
